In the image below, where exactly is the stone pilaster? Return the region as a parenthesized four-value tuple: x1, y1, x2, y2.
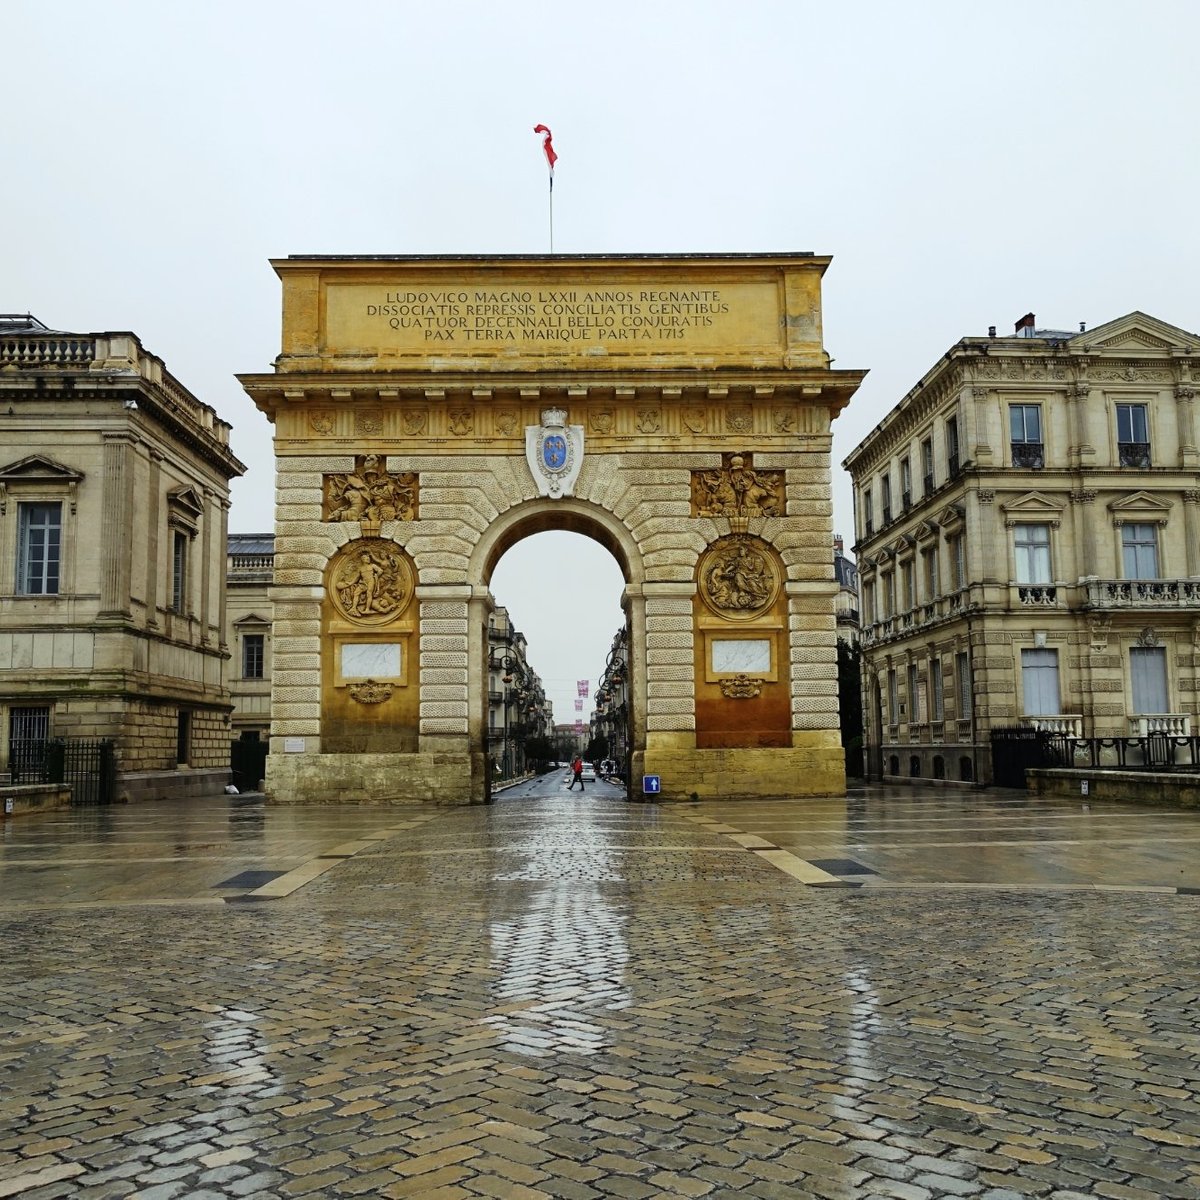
(98, 433, 135, 618)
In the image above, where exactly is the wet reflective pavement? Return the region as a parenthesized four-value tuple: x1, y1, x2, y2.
(1, 786, 1197, 1198)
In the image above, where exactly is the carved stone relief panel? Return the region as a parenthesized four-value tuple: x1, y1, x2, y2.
(590, 409, 615, 434)
(355, 411, 383, 436)
(449, 408, 474, 436)
(328, 538, 414, 625)
(697, 535, 781, 620)
(323, 455, 418, 523)
(637, 408, 661, 434)
(725, 405, 753, 434)
(402, 409, 427, 435)
(690, 452, 784, 518)
(310, 411, 335, 435)
(495, 409, 519, 436)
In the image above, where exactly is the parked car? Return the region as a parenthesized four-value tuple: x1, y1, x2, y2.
(581, 762, 596, 782)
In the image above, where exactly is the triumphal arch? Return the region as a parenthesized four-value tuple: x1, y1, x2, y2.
(239, 253, 863, 804)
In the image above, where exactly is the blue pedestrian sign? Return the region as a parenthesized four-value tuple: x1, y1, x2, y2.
(642, 775, 661, 795)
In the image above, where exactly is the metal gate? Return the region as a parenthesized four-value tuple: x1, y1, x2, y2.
(989, 724, 1057, 789)
(45, 738, 116, 805)
(8, 705, 50, 783)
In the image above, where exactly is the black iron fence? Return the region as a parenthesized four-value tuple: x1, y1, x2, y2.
(1046, 733, 1200, 772)
(47, 738, 116, 805)
(8, 737, 115, 804)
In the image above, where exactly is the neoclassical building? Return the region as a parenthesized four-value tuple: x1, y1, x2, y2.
(239, 253, 863, 804)
(845, 311, 1200, 784)
(0, 315, 244, 801)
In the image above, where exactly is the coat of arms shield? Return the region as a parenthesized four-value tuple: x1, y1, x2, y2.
(525, 407, 584, 498)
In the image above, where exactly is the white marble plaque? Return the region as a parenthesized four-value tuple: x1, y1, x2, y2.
(341, 642, 401, 678)
(712, 638, 771, 674)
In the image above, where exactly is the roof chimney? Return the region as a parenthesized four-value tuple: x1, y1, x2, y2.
(988, 325, 997, 338)
(833, 534, 844, 556)
(1015, 312, 1036, 337)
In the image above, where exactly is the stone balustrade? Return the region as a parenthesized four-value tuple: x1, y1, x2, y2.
(1083, 578, 1200, 608)
(1024, 713, 1083, 737)
(1129, 713, 1192, 736)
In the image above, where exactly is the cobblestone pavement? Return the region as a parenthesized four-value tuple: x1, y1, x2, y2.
(1, 787, 1198, 1198)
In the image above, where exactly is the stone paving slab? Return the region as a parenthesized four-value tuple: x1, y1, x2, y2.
(0, 789, 1197, 1198)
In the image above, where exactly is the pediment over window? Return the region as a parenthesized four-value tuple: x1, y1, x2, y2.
(1108, 490, 1173, 525)
(913, 520, 940, 544)
(0, 454, 84, 486)
(167, 485, 204, 517)
(936, 503, 965, 533)
(1069, 311, 1200, 354)
(891, 534, 916, 560)
(233, 612, 271, 628)
(1001, 491, 1066, 527)
(167, 484, 204, 534)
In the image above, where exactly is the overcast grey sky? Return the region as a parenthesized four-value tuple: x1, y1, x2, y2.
(5, 0, 1198, 728)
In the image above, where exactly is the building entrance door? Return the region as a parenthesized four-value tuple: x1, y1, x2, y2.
(239, 253, 864, 804)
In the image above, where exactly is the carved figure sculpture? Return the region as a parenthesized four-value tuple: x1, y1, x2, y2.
(704, 541, 774, 612)
(325, 455, 418, 523)
(330, 539, 412, 624)
(691, 452, 783, 518)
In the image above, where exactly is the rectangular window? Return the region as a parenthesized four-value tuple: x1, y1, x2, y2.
(1009, 404, 1044, 468)
(900, 457, 912, 510)
(863, 580, 875, 624)
(863, 488, 874, 536)
(1130, 647, 1168, 714)
(931, 658, 944, 720)
(1013, 524, 1052, 584)
(885, 571, 896, 617)
(902, 561, 915, 610)
(921, 437, 934, 496)
(1117, 403, 1151, 466)
(242, 634, 265, 679)
(171, 531, 188, 612)
(881, 474, 893, 524)
(925, 547, 939, 601)
(956, 651, 972, 720)
(946, 415, 961, 476)
(907, 663, 920, 723)
(1021, 648, 1061, 715)
(952, 534, 966, 590)
(17, 502, 62, 595)
(1121, 523, 1159, 579)
(887, 669, 898, 725)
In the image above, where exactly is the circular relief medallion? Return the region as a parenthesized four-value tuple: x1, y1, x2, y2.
(329, 539, 413, 625)
(698, 536, 780, 621)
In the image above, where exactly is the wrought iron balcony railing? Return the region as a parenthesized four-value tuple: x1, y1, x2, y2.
(1011, 443, 1044, 468)
(1118, 441, 1151, 467)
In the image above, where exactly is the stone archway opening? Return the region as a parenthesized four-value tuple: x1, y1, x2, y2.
(239, 252, 864, 805)
(485, 522, 631, 796)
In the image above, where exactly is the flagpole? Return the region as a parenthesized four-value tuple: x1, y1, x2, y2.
(534, 124, 558, 255)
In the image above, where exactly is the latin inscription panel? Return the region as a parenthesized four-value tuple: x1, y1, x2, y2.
(323, 277, 785, 362)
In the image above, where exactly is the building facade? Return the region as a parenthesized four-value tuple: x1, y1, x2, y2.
(0, 316, 245, 801)
(486, 606, 551, 782)
(227, 533, 274, 742)
(845, 311, 1200, 785)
